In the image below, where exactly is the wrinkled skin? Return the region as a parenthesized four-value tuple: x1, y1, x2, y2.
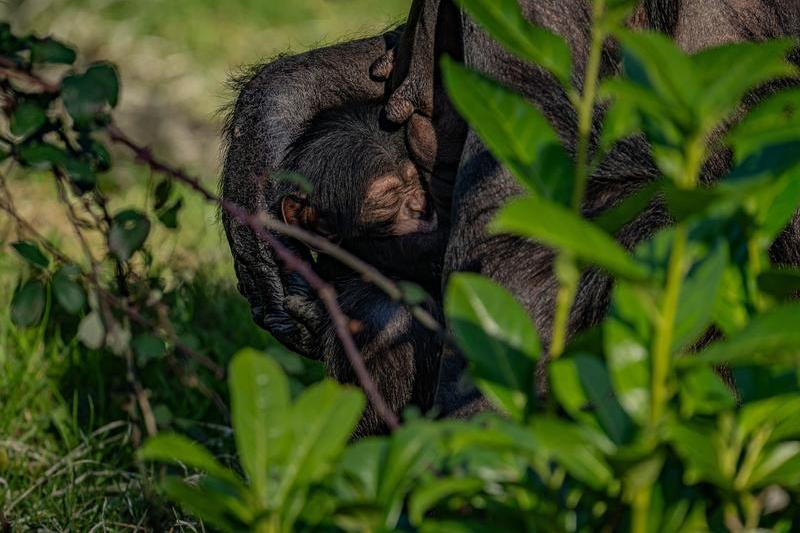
(221, 0, 800, 423)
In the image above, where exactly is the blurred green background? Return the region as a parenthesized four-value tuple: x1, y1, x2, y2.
(2, 0, 410, 272)
(0, 2, 410, 528)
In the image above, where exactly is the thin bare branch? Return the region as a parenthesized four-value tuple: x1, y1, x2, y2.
(106, 124, 401, 430)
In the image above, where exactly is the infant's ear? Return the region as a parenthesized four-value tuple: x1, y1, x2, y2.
(281, 194, 317, 228)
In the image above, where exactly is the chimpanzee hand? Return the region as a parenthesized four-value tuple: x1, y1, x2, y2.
(370, 0, 439, 124)
(222, 31, 401, 358)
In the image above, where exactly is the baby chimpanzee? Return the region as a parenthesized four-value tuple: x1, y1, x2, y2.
(278, 102, 446, 436)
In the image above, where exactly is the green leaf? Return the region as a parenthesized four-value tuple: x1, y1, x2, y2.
(157, 197, 183, 229)
(758, 165, 800, 242)
(77, 311, 105, 349)
(138, 433, 243, 486)
(10, 102, 47, 138)
(64, 158, 96, 190)
(692, 40, 796, 124)
(399, 281, 429, 305)
(615, 30, 697, 123)
(673, 242, 728, 350)
(376, 423, 439, 516)
(666, 421, 730, 487)
(681, 303, 800, 367)
(409, 478, 484, 525)
(454, 0, 572, 88)
(11, 240, 49, 269)
(599, 93, 643, 156)
(52, 265, 85, 314)
(712, 265, 749, 336)
(530, 418, 615, 490)
(108, 210, 150, 261)
(28, 37, 76, 64)
(276, 380, 364, 501)
(441, 59, 573, 203)
(727, 88, 800, 163)
(229, 349, 290, 504)
(749, 442, 800, 488)
(739, 395, 800, 442)
(62, 63, 120, 127)
(131, 334, 167, 365)
(11, 280, 46, 327)
(604, 281, 652, 425)
(493, 195, 647, 280)
(678, 366, 736, 418)
(445, 274, 540, 420)
(594, 181, 661, 235)
(758, 268, 800, 299)
(160, 476, 248, 531)
(551, 353, 633, 444)
(18, 142, 68, 169)
(153, 179, 173, 210)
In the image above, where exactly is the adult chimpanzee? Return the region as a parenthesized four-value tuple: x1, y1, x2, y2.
(276, 102, 446, 435)
(221, 0, 800, 426)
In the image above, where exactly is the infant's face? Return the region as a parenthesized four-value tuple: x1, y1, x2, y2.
(360, 160, 438, 237)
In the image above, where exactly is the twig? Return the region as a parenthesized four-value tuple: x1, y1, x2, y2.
(0, 171, 225, 380)
(106, 124, 401, 430)
(0, 56, 59, 93)
(54, 172, 158, 437)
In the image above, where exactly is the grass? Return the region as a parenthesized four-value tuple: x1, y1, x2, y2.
(0, 0, 407, 528)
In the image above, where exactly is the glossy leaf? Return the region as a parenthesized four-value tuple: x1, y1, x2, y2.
(604, 281, 652, 425)
(11, 240, 49, 269)
(727, 88, 800, 163)
(11, 280, 46, 327)
(138, 432, 242, 487)
(17, 142, 68, 169)
(673, 242, 727, 351)
(493, 195, 647, 280)
(455, 0, 572, 88)
(52, 265, 86, 314)
(409, 478, 484, 525)
(275, 380, 364, 503)
(10, 102, 47, 138)
(442, 59, 573, 203)
(666, 421, 730, 488)
(229, 349, 290, 504)
(28, 37, 76, 64)
(551, 353, 633, 444)
(62, 63, 120, 127)
(678, 366, 736, 418)
(157, 197, 183, 229)
(693, 40, 795, 119)
(749, 443, 800, 488)
(530, 418, 615, 490)
(445, 274, 540, 420)
(159, 476, 248, 531)
(594, 182, 661, 236)
(681, 303, 800, 367)
(108, 210, 151, 261)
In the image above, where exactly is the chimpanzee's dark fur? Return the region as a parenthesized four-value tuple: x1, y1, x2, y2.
(277, 103, 446, 435)
(221, 31, 401, 361)
(221, 1, 800, 428)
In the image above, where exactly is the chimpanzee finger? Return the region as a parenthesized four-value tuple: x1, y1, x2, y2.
(370, 47, 396, 80)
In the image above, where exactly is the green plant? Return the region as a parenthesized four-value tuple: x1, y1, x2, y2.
(5, 0, 800, 530)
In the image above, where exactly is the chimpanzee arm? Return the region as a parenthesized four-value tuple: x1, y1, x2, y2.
(221, 30, 400, 358)
(320, 275, 442, 437)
